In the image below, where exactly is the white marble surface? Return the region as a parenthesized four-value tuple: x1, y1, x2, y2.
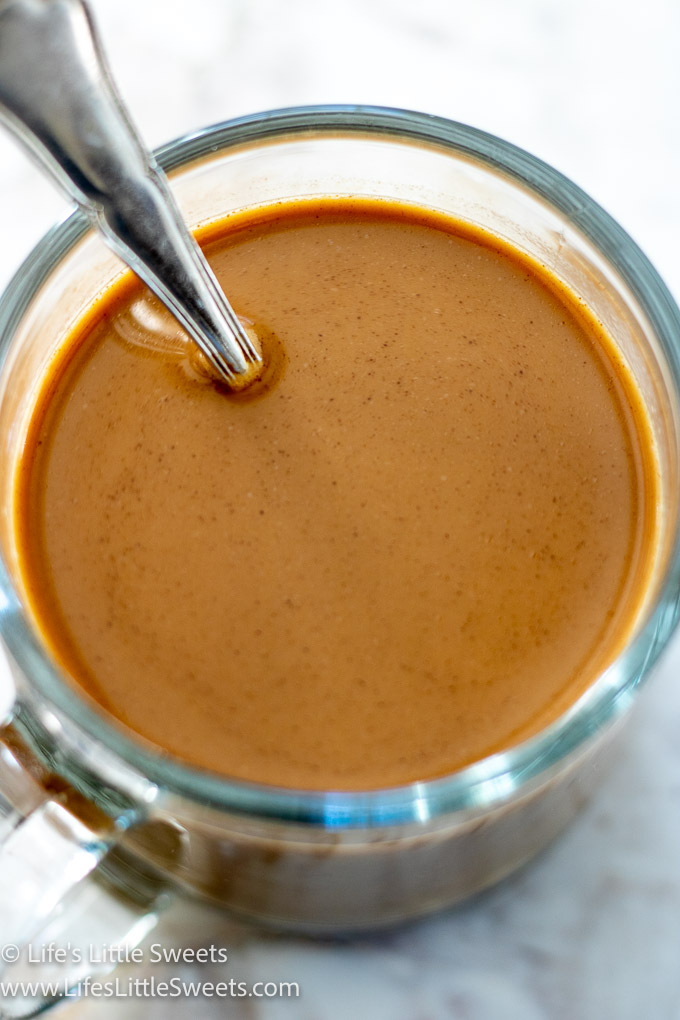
(1, 0, 680, 1016)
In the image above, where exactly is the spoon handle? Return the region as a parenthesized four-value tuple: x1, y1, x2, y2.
(0, 0, 260, 386)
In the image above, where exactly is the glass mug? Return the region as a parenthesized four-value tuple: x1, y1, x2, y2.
(1, 106, 680, 1015)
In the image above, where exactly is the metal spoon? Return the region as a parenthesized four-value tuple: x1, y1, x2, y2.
(0, 0, 261, 390)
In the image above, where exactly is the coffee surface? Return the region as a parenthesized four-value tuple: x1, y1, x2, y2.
(15, 200, 656, 789)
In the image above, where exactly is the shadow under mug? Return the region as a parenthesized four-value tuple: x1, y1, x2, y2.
(1, 106, 680, 1016)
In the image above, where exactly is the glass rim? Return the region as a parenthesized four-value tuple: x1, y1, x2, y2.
(1, 103, 680, 828)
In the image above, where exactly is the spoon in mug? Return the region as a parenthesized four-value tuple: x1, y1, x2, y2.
(0, 0, 261, 390)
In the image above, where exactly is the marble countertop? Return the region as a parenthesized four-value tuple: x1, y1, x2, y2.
(1, 0, 680, 1016)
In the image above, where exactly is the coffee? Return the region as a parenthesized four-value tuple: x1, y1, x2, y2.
(13, 198, 657, 790)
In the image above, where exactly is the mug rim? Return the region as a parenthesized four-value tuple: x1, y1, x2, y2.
(1, 103, 679, 827)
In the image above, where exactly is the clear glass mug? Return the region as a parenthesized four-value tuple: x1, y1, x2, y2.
(1, 106, 680, 1015)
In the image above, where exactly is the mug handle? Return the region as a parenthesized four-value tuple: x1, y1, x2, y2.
(0, 718, 167, 1018)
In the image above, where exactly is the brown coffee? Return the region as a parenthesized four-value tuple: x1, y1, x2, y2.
(13, 199, 657, 790)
